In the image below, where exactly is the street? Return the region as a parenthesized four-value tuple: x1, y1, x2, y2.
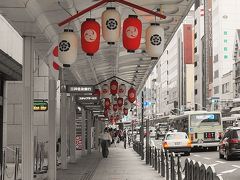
(151, 139, 240, 180)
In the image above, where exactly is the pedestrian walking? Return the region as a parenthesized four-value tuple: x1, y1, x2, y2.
(99, 128, 112, 158)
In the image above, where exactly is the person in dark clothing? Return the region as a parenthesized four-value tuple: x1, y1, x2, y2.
(99, 128, 112, 158)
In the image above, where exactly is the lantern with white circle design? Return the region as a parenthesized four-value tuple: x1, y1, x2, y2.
(117, 98, 123, 107)
(128, 87, 136, 103)
(102, 84, 109, 98)
(102, 7, 121, 45)
(118, 84, 126, 98)
(104, 98, 111, 110)
(123, 15, 142, 52)
(145, 23, 164, 59)
(81, 18, 100, 56)
(58, 29, 78, 67)
(123, 108, 128, 116)
(113, 104, 118, 112)
(124, 99, 131, 109)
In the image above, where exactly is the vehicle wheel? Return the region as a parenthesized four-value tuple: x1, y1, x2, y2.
(219, 152, 224, 159)
(184, 152, 190, 156)
(226, 151, 231, 161)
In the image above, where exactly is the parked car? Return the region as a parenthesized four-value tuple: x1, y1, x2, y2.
(219, 127, 240, 160)
(162, 131, 191, 156)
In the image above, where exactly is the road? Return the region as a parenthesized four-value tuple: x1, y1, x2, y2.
(151, 139, 240, 180)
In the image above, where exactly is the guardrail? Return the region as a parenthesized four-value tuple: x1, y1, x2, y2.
(133, 141, 223, 180)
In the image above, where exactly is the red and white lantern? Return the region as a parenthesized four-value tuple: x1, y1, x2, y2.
(104, 98, 111, 110)
(123, 15, 142, 52)
(104, 109, 108, 117)
(123, 108, 128, 116)
(102, 84, 109, 98)
(118, 84, 126, 98)
(52, 46, 58, 57)
(81, 18, 100, 56)
(145, 23, 164, 59)
(110, 80, 118, 95)
(117, 98, 123, 107)
(102, 7, 121, 45)
(58, 29, 78, 67)
(128, 87, 136, 103)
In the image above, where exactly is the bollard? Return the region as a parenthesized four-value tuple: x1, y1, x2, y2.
(2, 149, 6, 180)
(161, 149, 165, 177)
(170, 152, 176, 180)
(154, 147, 157, 171)
(158, 149, 160, 174)
(152, 148, 154, 168)
(177, 154, 182, 180)
(14, 147, 20, 180)
(141, 142, 144, 160)
(149, 147, 152, 166)
(166, 151, 169, 180)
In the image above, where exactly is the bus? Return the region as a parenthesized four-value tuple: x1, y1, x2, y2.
(222, 116, 240, 131)
(169, 111, 223, 150)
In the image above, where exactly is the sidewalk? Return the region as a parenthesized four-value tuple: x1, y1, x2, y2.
(92, 143, 164, 180)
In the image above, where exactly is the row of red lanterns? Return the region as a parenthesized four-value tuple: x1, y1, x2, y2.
(57, 7, 165, 67)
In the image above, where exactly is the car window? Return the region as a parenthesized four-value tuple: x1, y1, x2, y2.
(231, 130, 240, 139)
(166, 133, 187, 140)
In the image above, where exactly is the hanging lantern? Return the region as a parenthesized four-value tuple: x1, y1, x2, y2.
(118, 84, 126, 98)
(81, 18, 100, 56)
(104, 98, 111, 110)
(110, 115, 114, 124)
(113, 104, 118, 112)
(145, 23, 164, 59)
(118, 106, 123, 113)
(124, 99, 131, 109)
(52, 46, 58, 57)
(128, 87, 136, 103)
(102, 7, 121, 45)
(102, 84, 109, 98)
(112, 95, 118, 104)
(117, 98, 123, 107)
(58, 29, 78, 67)
(110, 79, 118, 95)
(123, 15, 142, 52)
(93, 88, 100, 97)
(123, 108, 128, 116)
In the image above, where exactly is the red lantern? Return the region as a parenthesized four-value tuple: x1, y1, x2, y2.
(93, 89, 100, 97)
(128, 87, 136, 103)
(104, 98, 111, 110)
(81, 18, 100, 56)
(110, 80, 118, 95)
(124, 99, 131, 109)
(123, 15, 142, 52)
(53, 61, 60, 70)
(123, 108, 128, 116)
(118, 106, 123, 113)
(118, 84, 126, 98)
(52, 46, 58, 57)
(113, 104, 118, 112)
(110, 115, 114, 124)
(117, 98, 123, 107)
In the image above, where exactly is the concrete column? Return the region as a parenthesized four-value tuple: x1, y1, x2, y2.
(22, 36, 34, 180)
(48, 76, 57, 180)
(81, 108, 86, 155)
(94, 116, 99, 150)
(87, 111, 92, 154)
(60, 93, 67, 169)
(69, 96, 76, 163)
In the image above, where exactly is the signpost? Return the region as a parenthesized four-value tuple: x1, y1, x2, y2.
(33, 100, 48, 111)
(61, 85, 94, 93)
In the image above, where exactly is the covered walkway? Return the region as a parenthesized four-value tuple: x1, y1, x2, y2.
(57, 144, 163, 180)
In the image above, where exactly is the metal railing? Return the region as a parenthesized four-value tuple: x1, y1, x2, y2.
(133, 141, 223, 180)
(1, 147, 20, 180)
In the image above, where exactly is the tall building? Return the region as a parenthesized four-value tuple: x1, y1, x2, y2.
(212, 0, 240, 109)
(153, 10, 195, 115)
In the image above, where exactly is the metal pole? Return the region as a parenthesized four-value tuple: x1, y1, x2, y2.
(177, 154, 182, 180)
(87, 111, 92, 154)
(158, 149, 160, 174)
(155, 147, 157, 170)
(22, 36, 34, 180)
(0, 81, 3, 180)
(161, 149, 165, 177)
(81, 108, 86, 156)
(48, 76, 57, 179)
(69, 96, 76, 163)
(166, 151, 169, 180)
(146, 118, 150, 164)
(141, 91, 144, 160)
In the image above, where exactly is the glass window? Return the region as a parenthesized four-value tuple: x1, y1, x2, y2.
(214, 70, 219, 79)
(224, 55, 228, 59)
(166, 133, 187, 140)
(214, 86, 219, 94)
(195, 89, 198, 95)
(232, 130, 240, 139)
(224, 31, 228, 35)
(224, 47, 228, 51)
(190, 114, 221, 126)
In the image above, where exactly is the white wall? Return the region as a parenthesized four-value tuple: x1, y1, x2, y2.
(0, 15, 23, 64)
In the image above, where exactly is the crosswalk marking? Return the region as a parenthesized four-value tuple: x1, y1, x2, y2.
(232, 165, 240, 169)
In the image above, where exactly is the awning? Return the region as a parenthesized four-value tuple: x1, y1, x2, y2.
(230, 107, 240, 113)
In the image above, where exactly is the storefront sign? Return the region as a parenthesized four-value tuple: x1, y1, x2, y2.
(76, 95, 99, 103)
(33, 101, 48, 111)
(62, 85, 95, 93)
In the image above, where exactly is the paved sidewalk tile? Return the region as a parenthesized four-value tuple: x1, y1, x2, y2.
(92, 144, 165, 180)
